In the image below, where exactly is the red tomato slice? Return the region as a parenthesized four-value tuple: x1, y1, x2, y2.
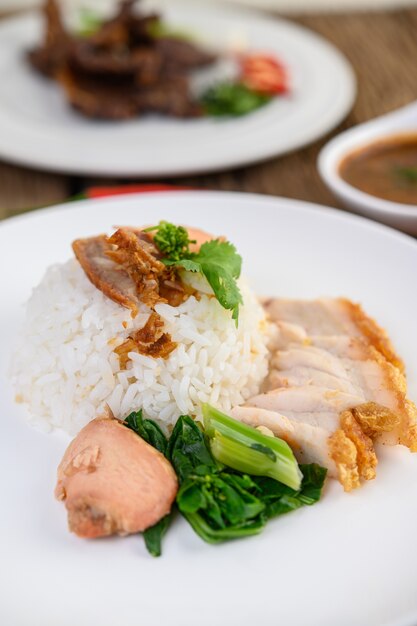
(240, 54, 289, 95)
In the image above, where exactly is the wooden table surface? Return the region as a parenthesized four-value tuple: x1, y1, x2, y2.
(1, 7, 417, 220)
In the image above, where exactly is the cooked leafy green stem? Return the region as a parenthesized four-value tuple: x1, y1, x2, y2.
(123, 410, 326, 550)
(124, 410, 171, 556)
(203, 404, 303, 491)
(182, 510, 265, 544)
(143, 515, 172, 557)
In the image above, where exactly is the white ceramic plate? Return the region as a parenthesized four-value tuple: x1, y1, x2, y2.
(0, 0, 355, 177)
(227, 0, 416, 10)
(1, 191, 417, 626)
(1, 0, 412, 14)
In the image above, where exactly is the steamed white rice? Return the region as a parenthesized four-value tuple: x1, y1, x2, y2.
(11, 258, 271, 435)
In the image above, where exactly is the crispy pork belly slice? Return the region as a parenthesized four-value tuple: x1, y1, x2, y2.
(264, 298, 416, 450)
(72, 226, 215, 314)
(265, 298, 404, 371)
(72, 234, 141, 314)
(245, 386, 365, 426)
(267, 342, 406, 429)
(232, 298, 417, 491)
(73, 228, 170, 312)
(232, 400, 398, 492)
(231, 405, 339, 474)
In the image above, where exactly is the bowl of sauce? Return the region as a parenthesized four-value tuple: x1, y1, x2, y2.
(340, 134, 417, 205)
(318, 102, 417, 235)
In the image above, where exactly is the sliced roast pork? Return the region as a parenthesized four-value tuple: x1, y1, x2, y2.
(232, 298, 417, 491)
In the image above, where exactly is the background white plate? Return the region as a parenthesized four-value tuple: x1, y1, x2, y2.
(1, 0, 415, 15)
(1, 191, 417, 626)
(0, 0, 355, 177)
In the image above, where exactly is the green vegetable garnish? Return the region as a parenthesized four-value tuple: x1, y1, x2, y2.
(125, 409, 168, 456)
(167, 414, 326, 545)
(125, 410, 171, 556)
(250, 463, 327, 518)
(123, 409, 326, 553)
(167, 413, 214, 481)
(395, 166, 417, 184)
(201, 82, 271, 117)
(77, 8, 103, 37)
(147, 20, 193, 41)
(144, 221, 196, 263)
(147, 221, 243, 322)
(168, 415, 266, 543)
(177, 472, 266, 543)
(203, 404, 302, 491)
(143, 514, 172, 557)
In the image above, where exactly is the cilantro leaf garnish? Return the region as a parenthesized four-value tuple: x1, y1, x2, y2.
(148, 222, 243, 322)
(181, 240, 243, 322)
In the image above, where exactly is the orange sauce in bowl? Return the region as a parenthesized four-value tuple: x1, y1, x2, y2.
(339, 134, 417, 205)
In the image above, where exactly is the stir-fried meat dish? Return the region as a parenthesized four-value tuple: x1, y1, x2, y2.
(232, 298, 417, 491)
(28, 0, 71, 77)
(28, 0, 216, 119)
(55, 410, 178, 538)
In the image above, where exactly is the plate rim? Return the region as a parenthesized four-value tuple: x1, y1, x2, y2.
(1, 189, 416, 253)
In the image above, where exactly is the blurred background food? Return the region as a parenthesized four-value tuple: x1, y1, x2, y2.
(1, 0, 417, 233)
(27, 0, 219, 120)
(231, 0, 417, 7)
(26, 0, 291, 121)
(1, 0, 417, 12)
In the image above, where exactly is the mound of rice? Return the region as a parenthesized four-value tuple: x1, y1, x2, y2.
(11, 258, 271, 435)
